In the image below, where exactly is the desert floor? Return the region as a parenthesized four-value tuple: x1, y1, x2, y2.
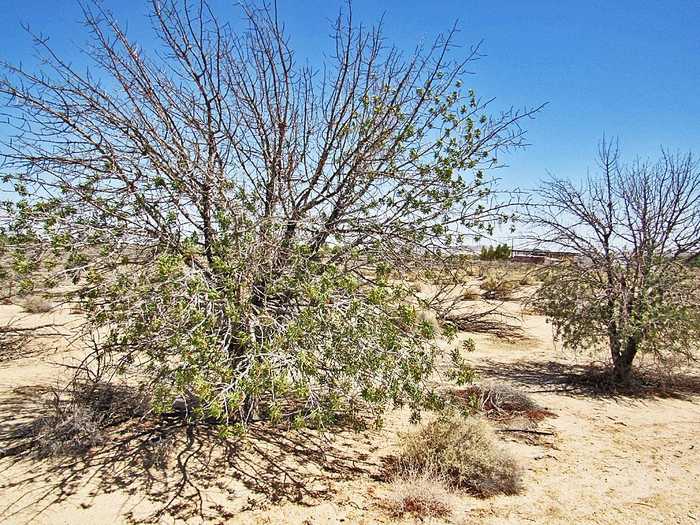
(0, 297, 699, 525)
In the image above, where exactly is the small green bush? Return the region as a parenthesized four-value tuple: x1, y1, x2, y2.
(480, 244, 512, 261)
(397, 417, 522, 497)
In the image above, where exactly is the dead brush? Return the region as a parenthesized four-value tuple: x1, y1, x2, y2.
(397, 417, 522, 497)
(461, 287, 482, 301)
(381, 470, 455, 520)
(480, 271, 521, 300)
(17, 295, 54, 314)
(453, 382, 553, 422)
(142, 432, 175, 469)
(26, 381, 151, 458)
(30, 392, 105, 458)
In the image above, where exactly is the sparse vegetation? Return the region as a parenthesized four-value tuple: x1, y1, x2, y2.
(397, 417, 522, 497)
(24, 381, 150, 458)
(381, 470, 455, 519)
(0, 2, 698, 524)
(18, 295, 53, 314)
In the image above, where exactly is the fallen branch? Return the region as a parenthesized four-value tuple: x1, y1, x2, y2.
(496, 428, 555, 436)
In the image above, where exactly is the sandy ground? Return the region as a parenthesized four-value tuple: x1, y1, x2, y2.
(0, 296, 699, 525)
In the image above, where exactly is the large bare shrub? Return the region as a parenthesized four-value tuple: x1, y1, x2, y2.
(0, 0, 537, 428)
(528, 139, 700, 382)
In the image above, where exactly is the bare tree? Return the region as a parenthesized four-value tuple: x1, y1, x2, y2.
(0, 0, 538, 426)
(529, 138, 700, 382)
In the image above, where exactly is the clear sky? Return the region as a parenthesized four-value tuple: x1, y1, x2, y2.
(2, 0, 699, 191)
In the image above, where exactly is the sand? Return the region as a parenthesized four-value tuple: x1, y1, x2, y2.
(0, 299, 698, 524)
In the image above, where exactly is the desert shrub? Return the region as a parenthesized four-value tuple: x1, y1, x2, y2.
(382, 470, 454, 519)
(28, 381, 150, 458)
(18, 295, 53, 313)
(31, 402, 105, 458)
(480, 272, 520, 300)
(398, 417, 522, 497)
(518, 273, 536, 286)
(0, 0, 536, 430)
(462, 287, 481, 301)
(453, 382, 551, 421)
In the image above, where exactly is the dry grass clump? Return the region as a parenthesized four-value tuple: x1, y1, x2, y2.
(518, 273, 537, 286)
(462, 287, 482, 301)
(18, 295, 54, 313)
(480, 272, 520, 300)
(453, 382, 553, 422)
(28, 381, 150, 458)
(31, 400, 105, 458)
(381, 470, 455, 519)
(397, 417, 522, 497)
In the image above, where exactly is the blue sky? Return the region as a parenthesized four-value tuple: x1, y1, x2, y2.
(2, 0, 699, 190)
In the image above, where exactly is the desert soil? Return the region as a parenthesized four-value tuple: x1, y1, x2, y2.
(0, 299, 698, 525)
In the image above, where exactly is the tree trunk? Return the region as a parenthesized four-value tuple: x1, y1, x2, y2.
(612, 336, 638, 383)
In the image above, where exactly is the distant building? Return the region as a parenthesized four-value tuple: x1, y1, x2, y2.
(510, 249, 578, 264)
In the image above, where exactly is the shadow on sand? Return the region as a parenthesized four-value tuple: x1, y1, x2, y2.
(0, 385, 380, 524)
(475, 359, 700, 400)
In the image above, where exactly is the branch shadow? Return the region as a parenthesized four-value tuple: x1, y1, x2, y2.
(474, 359, 700, 400)
(0, 386, 380, 524)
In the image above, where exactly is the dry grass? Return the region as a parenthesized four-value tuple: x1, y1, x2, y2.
(381, 470, 455, 520)
(462, 287, 482, 301)
(26, 381, 151, 458)
(397, 417, 522, 497)
(30, 399, 105, 458)
(518, 274, 537, 286)
(453, 382, 553, 422)
(18, 295, 54, 314)
(480, 272, 520, 300)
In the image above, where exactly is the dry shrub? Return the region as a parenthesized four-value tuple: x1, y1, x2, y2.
(480, 272, 520, 300)
(462, 287, 482, 301)
(518, 274, 536, 286)
(398, 417, 522, 497)
(382, 470, 454, 519)
(29, 381, 150, 458)
(453, 382, 553, 422)
(18, 295, 54, 313)
(418, 309, 441, 334)
(31, 400, 105, 458)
